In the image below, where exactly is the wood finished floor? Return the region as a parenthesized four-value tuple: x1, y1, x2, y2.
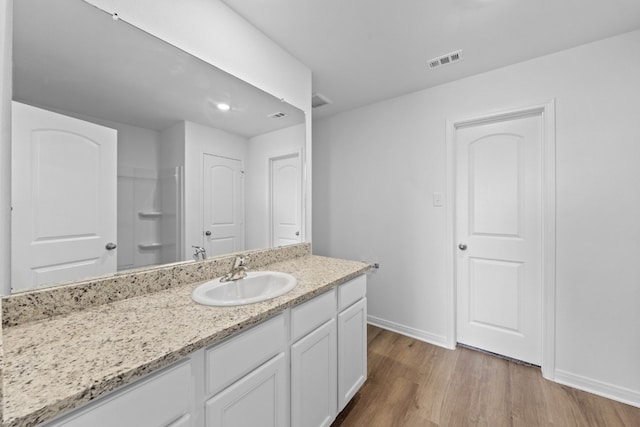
(332, 325, 640, 427)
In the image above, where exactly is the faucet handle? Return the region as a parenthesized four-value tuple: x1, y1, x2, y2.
(234, 255, 249, 268)
(192, 246, 206, 260)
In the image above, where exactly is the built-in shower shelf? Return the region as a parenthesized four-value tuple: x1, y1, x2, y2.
(138, 242, 163, 249)
(138, 211, 163, 218)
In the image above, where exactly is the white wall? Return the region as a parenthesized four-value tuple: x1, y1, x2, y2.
(184, 121, 248, 259)
(313, 30, 640, 406)
(159, 122, 186, 170)
(159, 122, 186, 263)
(115, 125, 160, 171)
(246, 124, 306, 250)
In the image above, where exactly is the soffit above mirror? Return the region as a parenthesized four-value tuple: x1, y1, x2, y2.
(13, 0, 304, 136)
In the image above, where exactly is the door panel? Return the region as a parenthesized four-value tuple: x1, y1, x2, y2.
(11, 101, 117, 290)
(205, 354, 286, 427)
(202, 154, 243, 256)
(469, 135, 522, 237)
(468, 258, 523, 332)
(271, 153, 301, 247)
(456, 113, 542, 365)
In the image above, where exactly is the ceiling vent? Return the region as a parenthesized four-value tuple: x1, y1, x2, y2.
(312, 92, 332, 109)
(428, 50, 463, 70)
(268, 112, 288, 119)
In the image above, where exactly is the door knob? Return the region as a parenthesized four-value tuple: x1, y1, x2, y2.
(458, 243, 467, 251)
(295, 231, 300, 236)
(205, 230, 212, 236)
(105, 242, 117, 250)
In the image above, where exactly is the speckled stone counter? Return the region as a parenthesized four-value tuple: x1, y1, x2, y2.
(1, 252, 369, 427)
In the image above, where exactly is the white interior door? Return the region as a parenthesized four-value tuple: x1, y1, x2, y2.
(11, 101, 117, 291)
(455, 113, 542, 365)
(270, 153, 301, 247)
(202, 154, 244, 256)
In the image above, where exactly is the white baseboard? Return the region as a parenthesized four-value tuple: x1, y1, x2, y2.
(553, 369, 640, 408)
(367, 315, 453, 349)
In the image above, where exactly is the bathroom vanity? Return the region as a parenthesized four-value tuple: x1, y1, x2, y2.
(0, 244, 368, 427)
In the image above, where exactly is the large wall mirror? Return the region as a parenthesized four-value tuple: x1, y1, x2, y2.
(10, 0, 307, 293)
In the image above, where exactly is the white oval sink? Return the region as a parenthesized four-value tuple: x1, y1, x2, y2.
(192, 271, 297, 307)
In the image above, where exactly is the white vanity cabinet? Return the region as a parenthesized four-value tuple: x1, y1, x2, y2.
(337, 275, 368, 411)
(42, 359, 194, 427)
(204, 314, 287, 427)
(290, 289, 338, 427)
(290, 274, 368, 426)
(37, 275, 367, 427)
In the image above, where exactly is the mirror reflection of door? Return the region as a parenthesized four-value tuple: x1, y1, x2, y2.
(270, 153, 302, 247)
(202, 154, 245, 256)
(11, 102, 117, 291)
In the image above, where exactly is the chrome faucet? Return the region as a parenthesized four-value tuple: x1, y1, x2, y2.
(220, 255, 249, 282)
(192, 246, 207, 261)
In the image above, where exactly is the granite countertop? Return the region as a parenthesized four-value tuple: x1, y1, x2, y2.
(1, 254, 369, 427)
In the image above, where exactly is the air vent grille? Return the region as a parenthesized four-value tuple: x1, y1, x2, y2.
(428, 50, 463, 70)
(312, 92, 332, 109)
(268, 112, 287, 119)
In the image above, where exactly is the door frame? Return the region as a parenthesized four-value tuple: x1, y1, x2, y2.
(444, 100, 556, 379)
(268, 149, 303, 248)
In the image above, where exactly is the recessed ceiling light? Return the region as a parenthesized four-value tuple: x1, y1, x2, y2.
(217, 103, 231, 111)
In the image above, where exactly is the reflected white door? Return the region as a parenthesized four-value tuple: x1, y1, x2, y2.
(202, 154, 244, 256)
(11, 101, 117, 290)
(270, 153, 301, 247)
(456, 113, 542, 365)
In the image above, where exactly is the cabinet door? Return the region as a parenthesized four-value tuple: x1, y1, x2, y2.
(206, 353, 287, 427)
(291, 319, 337, 427)
(338, 298, 367, 411)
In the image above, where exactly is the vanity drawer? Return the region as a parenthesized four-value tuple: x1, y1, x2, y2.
(291, 289, 336, 342)
(338, 275, 366, 311)
(206, 313, 285, 396)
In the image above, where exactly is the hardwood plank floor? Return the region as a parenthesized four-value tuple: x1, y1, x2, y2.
(332, 325, 640, 427)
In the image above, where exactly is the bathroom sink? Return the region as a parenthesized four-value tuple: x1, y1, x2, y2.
(191, 271, 298, 307)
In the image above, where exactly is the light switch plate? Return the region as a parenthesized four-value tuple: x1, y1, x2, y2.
(433, 192, 444, 207)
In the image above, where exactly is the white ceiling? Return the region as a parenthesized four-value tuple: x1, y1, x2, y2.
(222, 0, 640, 119)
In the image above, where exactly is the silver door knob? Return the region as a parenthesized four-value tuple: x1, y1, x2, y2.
(106, 242, 117, 250)
(458, 243, 467, 251)
(295, 231, 300, 236)
(205, 230, 212, 236)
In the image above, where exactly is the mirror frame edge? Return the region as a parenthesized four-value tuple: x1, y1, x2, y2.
(0, 0, 13, 296)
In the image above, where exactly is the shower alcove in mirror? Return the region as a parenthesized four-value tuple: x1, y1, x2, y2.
(10, 0, 307, 292)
